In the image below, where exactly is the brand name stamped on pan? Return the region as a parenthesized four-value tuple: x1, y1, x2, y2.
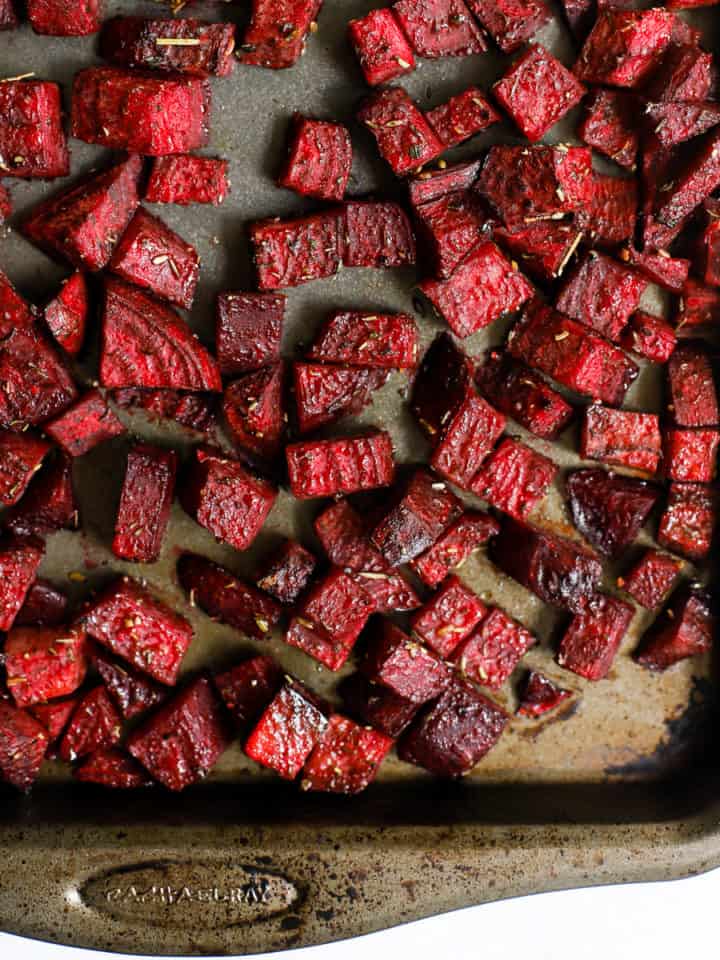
(105, 879, 275, 906)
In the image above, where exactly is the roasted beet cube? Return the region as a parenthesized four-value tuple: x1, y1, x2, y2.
(0, 431, 50, 507)
(5, 625, 86, 709)
(349, 9, 415, 86)
(146, 156, 229, 207)
(579, 89, 638, 171)
(408, 158, 483, 206)
(645, 102, 720, 150)
(567, 468, 659, 560)
(0, 702, 48, 790)
(279, 114, 352, 202)
(0, 537, 44, 631)
(676, 279, 720, 333)
(94, 651, 166, 721)
(664, 428, 719, 483)
(75, 749, 151, 788)
(635, 587, 712, 671)
(357, 87, 444, 177)
(0, 0, 17, 28)
(286, 431, 394, 499)
(180, 447, 277, 551)
(411, 511, 500, 587)
(30, 696, 77, 743)
(343, 201, 415, 269)
(410, 332, 472, 440)
(256, 540, 316, 606)
(393, 0, 485, 58)
(216, 291, 284, 375)
(557, 592, 634, 681)
(340, 673, 419, 737)
(238, 0, 321, 70)
(644, 43, 715, 102)
(453, 606, 535, 688)
(466, 0, 550, 52)
(410, 575, 487, 658)
(224, 364, 284, 460)
(128, 676, 229, 790)
(0, 269, 35, 335)
(473, 435, 556, 520)
(59, 687, 123, 762)
(398, 676, 507, 776)
(430, 385, 506, 489)
(0, 326, 77, 432)
(658, 482, 715, 562)
(214, 656, 283, 727)
(82, 577, 193, 686)
(301, 714, 393, 794)
(177, 553, 282, 640)
(621, 549, 682, 610)
(101, 278, 221, 392)
(71, 68, 210, 156)
(363, 621, 451, 703)
(620, 246, 689, 295)
(100, 17, 236, 77)
(578, 173, 637, 249)
(556, 252, 646, 343)
(15, 580, 68, 627)
(667, 345, 718, 427)
(244, 680, 328, 780)
(493, 220, 583, 284)
(293, 362, 388, 434)
(3, 454, 77, 539)
(517, 670, 572, 718)
(308, 311, 418, 369)
(112, 444, 178, 563)
(250, 211, 342, 289)
(110, 388, 217, 434)
(620, 310, 677, 364)
(581, 405, 661, 474)
(416, 191, 485, 279)
(574, 9, 674, 88)
(28, 0, 99, 35)
(22, 155, 142, 272)
(425, 88, 499, 149)
(43, 272, 88, 358)
(0, 80, 69, 179)
(45, 390, 125, 458)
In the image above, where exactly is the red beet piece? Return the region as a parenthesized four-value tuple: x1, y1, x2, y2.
(28, 0, 99, 34)
(101, 278, 221, 392)
(110, 388, 216, 433)
(30, 696, 77, 743)
(0, 80, 69, 179)
(101, 17, 236, 77)
(621, 549, 682, 610)
(0, 268, 35, 335)
(82, 577, 193, 686)
(112, 444, 178, 563)
(177, 553, 282, 639)
(343, 201, 416, 268)
(214, 656, 283, 727)
(430, 384, 506, 489)
(517, 670, 572, 718)
(301, 714, 392, 794)
(0, 431, 50, 507)
(256, 540, 316, 605)
(3, 454, 77, 539)
(393, 0, 485, 58)
(664, 428, 719, 483)
(644, 43, 716, 102)
(579, 89, 638, 171)
(128, 676, 229, 790)
(94, 651, 166, 721)
(250, 211, 342, 289)
(238, 0, 321, 70)
(699, 200, 720, 288)
(146, 156, 229, 206)
(645, 102, 720, 150)
(76, 749, 151, 788)
(415, 191, 485, 279)
(557, 592, 634, 681)
(363, 621, 451, 703)
(43, 272, 88, 357)
(581, 405, 661, 474)
(308, 311, 418, 369)
(15, 580, 68, 627)
(224, 364, 284, 460)
(348, 8, 415, 87)
(0, 0, 18, 28)
(566, 468, 659, 559)
(494, 219, 583, 284)
(411, 511, 500, 587)
(408, 158, 483, 207)
(676, 279, 720, 333)
(398, 676, 507, 776)
(244, 679, 328, 780)
(5, 625, 86, 709)
(453, 606, 535, 688)
(425, 88, 499, 149)
(472, 437, 557, 519)
(620, 310, 677, 364)
(0, 702, 48, 790)
(410, 575, 487, 658)
(71, 68, 210, 156)
(180, 447, 277, 551)
(293, 362, 388, 434)
(46, 390, 125, 458)
(59, 687, 123, 762)
(279, 114, 352, 202)
(658, 482, 715, 562)
(340, 673, 419, 737)
(286, 431, 394, 499)
(466, 0, 550, 53)
(578, 173, 637, 249)
(410, 332, 472, 440)
(635, 587, 712, 671)
(357, 87, 444, 177)
(216, 291, 284, 375)
(667, 345, 718, 427)
(0, 326, 77, 432)
(556, 252, 646, 343)
(22, 155, 142, 271)
(574, 9, 674, 88)
(620, 246, 689, 294)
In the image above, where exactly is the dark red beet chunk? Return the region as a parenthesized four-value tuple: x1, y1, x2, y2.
(46, 390, 125, 458)
(15, 580, 68, 627)
(0, 0, 18, 29)
(0, 268, 35, 334)
(244, 680, 328, 780)
(453, 606, 535, 688)
(658, 483, 715, 562)
(357, 87, 444, 177)
(416, 191, 485, 280)
(59, 687, 123, 762)
(411, 511, 500, 587)
(581, 405, 661, 474)
(0, 325, 77, 432)
(363, 621, 451, 704)
(146, 156, 229, 206)
(667, 345, 718, 427)
(408, 158, 483, 207)
(425, 88, 499, 149)
(82, 577, 193, 686)
(343, 201, 416, 269)
(224, 364, 284, 460)
(557, 593, 634, 681)
(578, 174, 637, 249)
(430, 384, 506, 489)
(110, 389, 216, 433)
(621, 549, 682, 610)
(348, 9, 415, 87)
(308, 311, 418, 369)
(644, 43, 715, 102)
(100, 17, 236, 77)
(101, 278, 221, 392)
(621, 246, 689, 295)
(620, 310, 676, 364)
(493, 220, 584, 284)
(28, 0, 99, 34)
(216, 292, 284, 375)
(214, 656, 283, 728)
(71, 67, 210, 156)
(517, 671, 572, 718)
(256, 541, 316, 606)
(128, 676, 230, 791)
(466, 0, 550, 52)
(112, 444, 178, 563)
(635, 587, 713, 672)
(566, 468, 659, 559)
(250, 211, 342, 289)
(472, 437, 557, 520)
(556, 252, 646, 343)
(180, 447, 277, 551)
(279, 115, 352, 202)
(94, 651, 166, 721)
(301, 714, 393, 794)
(43, 272, 88, 357)
(410, 575, 487, 658)
(664, 428, 719, 483)
(0, 431, 50, 507)
(410, 332, 472, 440)
(76, 749, 151, 788)
(286, 431, 395, 499)
(398, 677, 508, 776)
(394, 0, 485, 58)
(30, 697, 77, 743)
(0, 702, 48, 790)
(238, 0, 321, 70)
(0, 537, 44, 631)
(340, 673, 419, 738)
(645, 102, 720, 150)
(293, 362, 388, 434)
(22, 155, 142, 271)
(5, 625, 86, 709)
(698, 199, 720, 288)
(177, 553, 282, 640)
(0, 80, 69, 179)
(3, 454, 77, 539)
(676, 279, 720, 333)
(574, 9, 674, 88)
(579, 89, 638, 171)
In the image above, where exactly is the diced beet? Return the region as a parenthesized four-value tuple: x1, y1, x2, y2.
(128, 676, 229, 790)
(574, 9, 674, 88)
(5, 625, 86, 709)
(256, 540, 316, 605)
(0, 431, 50, 507)
(45, 390, 125, 458)
(0, 324, 77, 432)
(43, 272, 88, 357)
(224, 364, 284, 460)
(15, 580, 68, 627)
(279, 114, 352, 202)
(3, 454, 77, 539)
(94, 651, 166, 721)
(293, 362, 388, 434)
(0, 269, 35, 335)
(664, 427, 719, 483)
(112, 444, 178, 563)
(355, 571, 422, 614)
(28, 0, 99, 34)
(581, 405, 661, 474)
(415, 191, 485, 279)
(620, 310, 677, 364)
(238, 0, 321, 70)
(214, 656, 283, 728)
(250, 210, 342, 289)
(620, 549, 682, 610)
(363, 621, 451, 703)
(100, 278, 221, 392)
(100, 17, 235, 77)
(59, 687, 123, 762)
(493, 220, 584, 284)
(308, 311, 418, 369)
(357, 87, 444, 177)
(244, 680, 328, 780)
(398, 676, 507, 776)
(645, 102, 720, 150)
(472, 436, 557, 519)
(0, 80, 69, 179)
(340, 673, 419, 737)
(177, 553, 282, 640)
(0, 702, 48, 790)
(216, 292, 284, 375)
(71, 67, 210, 156)
(411, 511, 500, 587)
(301, 714, 392, 794)
(146, 156, 229, 206)
(676, 278, 720, 333)
(410, 332, 472, 440)
(698, 202, 720, 289)
(347, 8, 415, 87)
(410, 575, 487, 658)
(22, 155, 142, 271)
(179, 447, 277, 551)
(0, 0, 18, 28)
(556, 252, 646, 343)
(286, 431, 394, 499)
(452, 606, 535, 688)
(517, 670, 572, 718)
(110, 388, 216, 433)
(29, 697, 77, 743)
(425, 88, 499, 149)
(644, 43, 716, 102)
(557, 592, 634, 681)
(620, 246, 689, 294)
(466, 0, 550, 52)
(393, 0, 485, 57)
(82, 577, 193, 686)
(343, 200, 416, 268)
(75, 749, 151, 788)
(578, 89, 638, 171)
(667, 344, 718, 427)
(658, 482, 715, 562)
(577, 173, 637, 249)
(430, 384, 506, 489)
(635, 587, 713, 672)
(408, 158, 483, 206)
(109, 207, 199, 310)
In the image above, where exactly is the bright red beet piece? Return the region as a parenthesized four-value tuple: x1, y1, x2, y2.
(308, 311, 418, 369)
(0, 80, 69, 179)
(216, 292, 284, 375)
(411, 511, 500, 587)
(110, 388, 216, 433)
(357, 87, 444, 176)
(410, 575, 487, 658)
(466, 0, 550, 52)
(566, 468, 659, 559)
(347, 8, 415, 87)
(293, 362, 388, 434)
(180, 447, 277, 551)
(620, 310, 676, 364)
(393, 0, 485, 58)
(0, 431, 50, 507)
(658, 482, 715, 562)
(3, 454, 77, 539)
(416, 191, 485, 279)
(574, 9, 674, 88)
(279, 114, 352, 202)
(238, 0, 321, 69)
(301, 714, 392, 794)
(579, 89, 638, 171)
(644, 43, 716, 102)
(250, 211, 342, 289)
(581, 405, 661, 474)
(223, 364, 284, 460)
(620, 246, 689, 295)
(645, 102, 720, 149)
(635, 587, 713, 671)
(410, 332, 472, 440)
(76, 749, 151, 788)
(578, 174, 637, 249)
(556, 252, 646, 342)
(30, 696, 77, 743)
(472, 437, 557, 519)
(453, 606, 535, 688)
(43, 272, 88, 357)
(59, 687, 123, 762)
(621, 549, 681, 610)
(517, 670, 572, 718)
(112, 443, 178, 563)
(128, 676, 230, 790)
(28, 0, 98, 34)
(100, 17, 236, 76)
(0, 539, 44, 627)
(664, 428, 719, 483)
(557, 592, 634, 681)
(286, 431, 394, 499)
(675, 278, 720, 333)
(244, 679, 328, 780)
(256, 540, 316, 605)
(214, 656, 283, 727)
(425, 88, 499, 149)
(340, 673, 419, 737)
(45, 390, 125, 458)
(408, 158, 483, 207)
(5, 625, 86, 709)
(0, 0, 18, 28)
(0, 268, 34, 335)
(493, 219, 583, 284)
(667, 345, 718, 427)
(146, 156, 229, 206)
(15, 580, 68, 627)
(94, 651, 166, 721)
(430, 384, 506, 488)
(363, 621, 451, 703)
(0, 702, 48, 790)
(343, 201, 416, 268)
(82, 577, 193, 686)
(0, 326, 77, 432)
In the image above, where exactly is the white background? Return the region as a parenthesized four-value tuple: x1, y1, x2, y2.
(2, 866, 719, 959)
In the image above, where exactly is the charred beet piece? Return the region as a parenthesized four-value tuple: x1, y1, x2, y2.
(578, 89, 638, 171)
(22, 155, 142, 271)
(279, 114, 352, 202)
(675, 279, 720, 333)
(293, 362, 389, 434)
(0, 80, 69, 179)
(43, 272, 88, 357)
(621, 549, 682, 610)
(0, 702, 48, 790)
(308, 311, 418, 369)
(620, 310, 677, 364)
(0, 431, 50, 507)
(411, 511, 500, 587)
(30, 697, 77, 744)
(0, 0, 18, 28)
(301, 714, 393, 794)
(343, 201, 416, 268)
(46, 390, 125, 458)
(363, 621, 451, 703)
(340, 673, 419, 738)
(411, 332, 473, 441)
(0, 326, 77, 432)
(146, 156, 229, 206)
(453, 606, 536, 688)
(214, 656, 283, 728)
(238, 0, 321, 70)
(216, 292, 284, 375)
(76, 749, 151, 788)
(3, 454, 77, 539)
(493, 220, 584, 284)
(82, 577, 193, 686)
(574, 9, 674, 88)
(557, 593, 634, 681)
(101, 278, 221, 392)
(620, 247, 689, 295)
(635, 587, 713, 672)
(71, 67, 210, 156)
(667, 345, 718, 427)
(466, 0, 550, 52)
(517, 670, 572, 718)
(425, 88, 499, 149)
(28, 0, 99, 34)
(95, 651, 166, 721)
(664, 428, 719, 483)
(100, 17, 236, 77)
(286, 431, 394, 499)
(224, 364, 284, 460)
(410, 575, 487, 658)
(472, 437, 557, 520)
(581, 405, 661, 474)
(128, 676, 229, 790)
(430, 385, 506, 489)
(645, 102, 720, 150)
(394, 0, 485, 58)
(398, 676, 507, 776)
(416, 191, 486, 280)
(578, 173, 637, 249)
(5, 625, 86, 708)
(408, 158, 483, 206)
(357, 87, 444, 177)
(179, 447, 277, 551)
(658, 483, 715, 562)
(59, 687, 123, 762)
(566, 468, 659, 559)
(556, 252, 647, 343)
(245, 679, 328, 780)
(348, 9, 415, 87)
(644, 42, 715, 102)
(110, 389, 216, 433)
(250, 211, 342, 289)
(15, 580, 68, 627)
(112, 444, 178, 563)
(256, 540, 316, 605)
